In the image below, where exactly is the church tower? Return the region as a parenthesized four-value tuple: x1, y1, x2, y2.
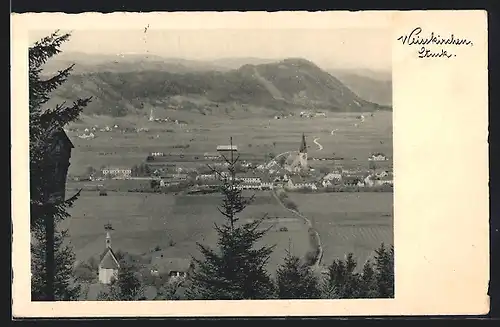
(287, 133, 309, 173)
(298, 133, 308, 169)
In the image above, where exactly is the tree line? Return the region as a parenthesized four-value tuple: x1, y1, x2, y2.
(29, 31, 394, 302)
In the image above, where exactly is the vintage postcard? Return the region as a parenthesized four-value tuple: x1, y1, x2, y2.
(11, 11, 489, 317)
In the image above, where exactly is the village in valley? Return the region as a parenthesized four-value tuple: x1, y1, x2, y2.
(61, 108, 393, 300)
(70, 110, 393, 195)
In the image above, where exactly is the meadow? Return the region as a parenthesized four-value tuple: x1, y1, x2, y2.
(287, 192, 394, 271)
(63, 111, 393, 275)
(67, 111, 393, 175)
(63, 190, 312, 275)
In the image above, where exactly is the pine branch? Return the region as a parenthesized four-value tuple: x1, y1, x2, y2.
(29, 31, 71, 71)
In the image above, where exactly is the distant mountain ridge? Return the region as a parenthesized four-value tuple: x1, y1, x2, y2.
(44, 53, 392, 117)
(330, 69, 392, 106)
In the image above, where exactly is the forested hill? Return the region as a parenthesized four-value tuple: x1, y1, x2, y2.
(44, 56, 392, 117)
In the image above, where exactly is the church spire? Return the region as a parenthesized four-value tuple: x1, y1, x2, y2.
(104, 222, 114, 249)
(299, 133, 307, 153)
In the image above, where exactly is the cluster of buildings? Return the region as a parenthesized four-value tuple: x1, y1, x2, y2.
(299, 111, 327, 118)
(97, 225, 192, 286)
(93, 134, 392, 193)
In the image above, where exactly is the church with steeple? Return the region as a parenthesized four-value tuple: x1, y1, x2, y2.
(98, 223, 120, 285)
(285, 133, 309, 173)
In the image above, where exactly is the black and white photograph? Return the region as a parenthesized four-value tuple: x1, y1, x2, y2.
(28, 25, 394, 302)
(12, 11, 489, 317)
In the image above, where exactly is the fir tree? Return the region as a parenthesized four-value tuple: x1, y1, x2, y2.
(31, 228, 80, 300)
(187, 138, 276, 300)
(374, 243, 394, 298)
(96, 263, 144, 301)
(358, 260, 378, 298)
(29, 30, 92, 300)
(321, 243, 395, 299)
(323, 253, 361, 299)
(276, 250, 321, 299)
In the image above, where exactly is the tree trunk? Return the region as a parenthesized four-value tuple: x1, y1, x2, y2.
(44, 213, 55, 301)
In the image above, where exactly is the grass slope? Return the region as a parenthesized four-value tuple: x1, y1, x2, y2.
(46, 58, 390, 117)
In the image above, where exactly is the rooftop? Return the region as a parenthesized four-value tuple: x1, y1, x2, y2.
(99, 248, 120, 270)
(151, 256, 192, 273)
(217, 145, 238, 151)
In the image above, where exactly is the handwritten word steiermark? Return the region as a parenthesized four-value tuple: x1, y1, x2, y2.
(397, 27, 474, 59)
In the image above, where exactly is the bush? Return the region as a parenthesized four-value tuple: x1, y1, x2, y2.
(282, 198, 298, 211)
(73, 263, 97, 283)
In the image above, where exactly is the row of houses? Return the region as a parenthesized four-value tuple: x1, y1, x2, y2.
(321, 170, 393, 188)
(101, 168, 132, 179)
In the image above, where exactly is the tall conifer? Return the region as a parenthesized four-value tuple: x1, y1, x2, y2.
(29, 30, 91, 300)
(188, 138, 276, 300)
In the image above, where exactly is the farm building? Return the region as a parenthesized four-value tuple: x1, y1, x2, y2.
(286, 175, 317, 190)
(101, 167, 132, 179)
(217, 145, 238, 152)
(203, 152, 221, 160)
(368, 153, 388, 161)
(238, 176, 262, 184)
(98, 230, 120, 285)
(343, 175, 365, 187)
(150, 255, 193, 281)
(323, 172, 342, 182)
(260, 175, 274, 190)
(162, 173, 188, 181)
(196, 173, 217, 181)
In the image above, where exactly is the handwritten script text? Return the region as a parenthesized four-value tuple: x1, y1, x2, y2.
(397, 27, 473, 59)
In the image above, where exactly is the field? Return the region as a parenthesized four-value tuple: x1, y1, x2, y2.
(62, 111, 393, 276)
(67, 111, 393, 175)
(63, 190, 313, 275)
(287, 192, 393, 271)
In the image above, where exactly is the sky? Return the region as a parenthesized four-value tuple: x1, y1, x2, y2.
(29, 28, 391, 72)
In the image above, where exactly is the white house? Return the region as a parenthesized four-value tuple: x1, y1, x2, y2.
(323, 172, 342, 182)
(203, 152, 221, 160)
(286, 176, 317, 190)
(196, 174, 217, 181)
(374, 170, 390, 178)
(217, 145, 238, 152)
(239, 176, 262, 184)
(150, 255, 192, 281)
(260, 182, 274, 190)
(101, 168, 132, 179)
(368, 153, 388, 161)
(160, 180, 181, 187)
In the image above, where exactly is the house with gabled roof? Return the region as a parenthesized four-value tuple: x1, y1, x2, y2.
(286, 175, 317, 190)
(150, 254, 193, 281)
(98, 228, 120, 285)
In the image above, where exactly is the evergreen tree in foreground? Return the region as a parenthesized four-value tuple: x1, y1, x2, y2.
(30, 30, 92, 300)
(96, 263, 144, 301)
(276, 249, 321, 299)
(322, 243, 395, 299)
(374, 243, 394, 298)
(187, 138, 276, 300)
(31, 228, 80, 300)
